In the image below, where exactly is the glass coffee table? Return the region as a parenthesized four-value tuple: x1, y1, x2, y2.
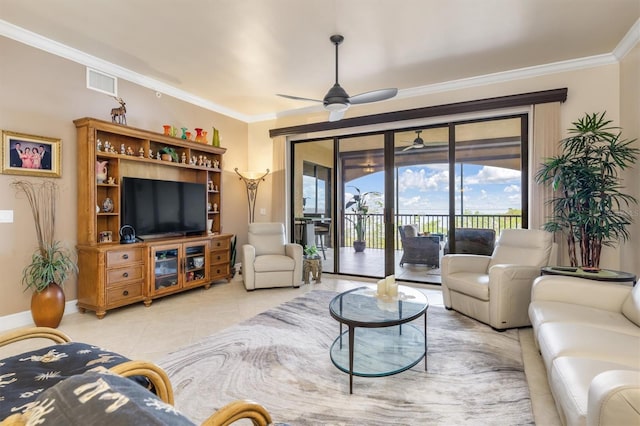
(329, 285, 428, 393)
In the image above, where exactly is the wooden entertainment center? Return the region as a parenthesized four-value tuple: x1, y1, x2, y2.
(74, 118, 232, 318)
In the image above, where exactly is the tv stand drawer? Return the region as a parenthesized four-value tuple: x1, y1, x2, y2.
(106, 265, 144, 285)
(106, 248, 144, 267)
(106, 281, 144, 305)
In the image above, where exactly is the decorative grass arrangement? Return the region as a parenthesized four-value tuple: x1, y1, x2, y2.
(12, 180, 77, 292)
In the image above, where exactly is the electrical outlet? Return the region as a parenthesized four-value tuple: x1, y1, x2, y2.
(0, 210, 14, 223)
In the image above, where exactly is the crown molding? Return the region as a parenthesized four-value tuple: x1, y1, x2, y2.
(1, 18, 635, 124)
(613, 17, 640, 60)
(0, 19, 252, 123)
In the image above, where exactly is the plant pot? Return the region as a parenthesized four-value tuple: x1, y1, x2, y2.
(30, 282, 65, 328)
(161, 154, 172, 162)
(353, 241, 366, 253)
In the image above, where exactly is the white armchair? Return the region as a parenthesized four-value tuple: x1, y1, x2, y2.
(241, 222, 303, 291)
(441, 228, 556, 330)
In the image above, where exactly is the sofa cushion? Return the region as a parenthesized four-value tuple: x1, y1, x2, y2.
(253, 254, 295, 272)
(622, 283, 640, 327)
(537, 322, 640, 372)
(529, 301, 640, 338)
(549, 356, 635, 426)
(444, 272, 489, 301)
(402, 224, 418, 238)
(10, 370, 194, 425)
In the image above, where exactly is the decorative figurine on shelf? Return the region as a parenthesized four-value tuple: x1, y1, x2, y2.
(138, 147, 144, 158)
(213, 159, 220, 169)
(181, 152, 187, 164)
(181, 127, 188, 139)
(126, 146, 134, 156)
(213, 203, 218, 212)
(102, 197, 114, 213)
(148, 148, 154, 159)
(120, 143, 125, 154)
(208, 180, 213, 191)
(110, 97, 127, 125)
(97, 139, 102, 152)
(107, 177, 115, 185)
(156, 152, 161, 160)
(214, 184, 218, 192)
(198, 155, 204, 166)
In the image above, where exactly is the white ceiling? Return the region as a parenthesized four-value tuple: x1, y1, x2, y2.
(1, 0, 638, 122)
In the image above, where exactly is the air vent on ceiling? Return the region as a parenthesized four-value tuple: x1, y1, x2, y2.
(86, 68, 118, 96)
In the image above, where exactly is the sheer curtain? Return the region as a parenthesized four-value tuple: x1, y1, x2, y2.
(271, 136, 287, 226)
(530, 101, 562, 261)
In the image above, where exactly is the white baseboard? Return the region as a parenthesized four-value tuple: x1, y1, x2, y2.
(0, 299, 79, 333)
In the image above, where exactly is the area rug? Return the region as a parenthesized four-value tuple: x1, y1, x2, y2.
(159, 290, 533, 425)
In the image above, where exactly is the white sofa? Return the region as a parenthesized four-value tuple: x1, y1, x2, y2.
(529, 275, 640, 426)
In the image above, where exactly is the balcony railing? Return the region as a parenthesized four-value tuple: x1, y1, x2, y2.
(343, 213, 522, 248)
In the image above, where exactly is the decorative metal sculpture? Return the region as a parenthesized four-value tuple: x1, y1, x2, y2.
(235, 168, 269, 223)
(110, 97, 127, 125)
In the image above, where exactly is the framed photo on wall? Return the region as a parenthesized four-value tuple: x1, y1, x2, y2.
(1, 130, 61, 178)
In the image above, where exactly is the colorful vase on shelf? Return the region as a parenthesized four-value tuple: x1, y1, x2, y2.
(194, 128, 204, 142)
(201, 130, 208, 144)
(212, 127, 220, 147)
(181, 127, 188, 139)
(186, 131, 192, 140)
(162, 125, 171, 135)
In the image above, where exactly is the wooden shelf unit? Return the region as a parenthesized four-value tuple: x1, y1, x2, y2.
(74, 118, 232, 318)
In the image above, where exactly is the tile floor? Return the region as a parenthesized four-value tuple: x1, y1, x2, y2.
(2, 275, 560, 425)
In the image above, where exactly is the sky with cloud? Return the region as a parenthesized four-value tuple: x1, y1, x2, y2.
(345, 164, 521, 215)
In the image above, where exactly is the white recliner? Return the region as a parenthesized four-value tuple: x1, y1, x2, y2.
(441, 228, 556, 330)
(241, 222, 303, 291)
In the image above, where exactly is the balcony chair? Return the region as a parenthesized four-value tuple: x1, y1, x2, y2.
(398, 224, 441, 268)
(242, 222, 303, 290)
(314, 219, 331, 260)
(441, 228, 556, 330)
(444, 227, 496, 255)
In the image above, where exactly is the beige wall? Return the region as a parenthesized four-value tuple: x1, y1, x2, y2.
(0, 37, 249, 317)
(620, 44, 640, 275)
(254, 62, 637, 272)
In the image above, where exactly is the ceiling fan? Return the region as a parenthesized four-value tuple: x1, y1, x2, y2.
(277, 34, 398, 122)
(402, 130, 426, 151)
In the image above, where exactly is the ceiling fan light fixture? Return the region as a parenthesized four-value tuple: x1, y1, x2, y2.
(325, 102, 349, 112)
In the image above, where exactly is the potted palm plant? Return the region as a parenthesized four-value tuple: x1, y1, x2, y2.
(345, 186, 381, 252)
(535, 112, 638, 268)
(12, 180, 78, 328)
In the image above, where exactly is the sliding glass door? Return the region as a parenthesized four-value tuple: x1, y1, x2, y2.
(290, 113, 527, 283)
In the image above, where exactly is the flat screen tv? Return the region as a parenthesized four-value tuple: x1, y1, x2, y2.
(121, 177, 207, 239)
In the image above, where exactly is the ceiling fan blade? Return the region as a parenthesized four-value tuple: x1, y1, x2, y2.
(349, 88, 398, 105)
(329, 109, 345, 122)
(402, 144, 421, 152)
(276, 94, 323, 103)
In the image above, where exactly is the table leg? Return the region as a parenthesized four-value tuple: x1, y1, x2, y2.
(424, 310, 428, 371)
(349, 325, 354, 394)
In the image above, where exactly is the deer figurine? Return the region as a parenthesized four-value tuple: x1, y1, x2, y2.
(111, 97, 127, 125)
